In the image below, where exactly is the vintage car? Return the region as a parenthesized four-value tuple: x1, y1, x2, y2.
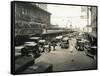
(60, 37, 69, 48)
(21, 62, 53, 74)
(85, 46, 97, 60)
(21, 42, 40, 58)
(55, 36, 63, 42)
(15, 56, 35, 74)
(75, 38, 90, 51)
(38, 40, 46, 52)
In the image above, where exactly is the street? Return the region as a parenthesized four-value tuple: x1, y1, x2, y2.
(35, 37, 96, 71)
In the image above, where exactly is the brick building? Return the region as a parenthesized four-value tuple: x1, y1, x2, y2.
(15, 2, 51, 36)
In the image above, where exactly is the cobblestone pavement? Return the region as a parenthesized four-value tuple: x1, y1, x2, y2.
(35, 38, 97, 71)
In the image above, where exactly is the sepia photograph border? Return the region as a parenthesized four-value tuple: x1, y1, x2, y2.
(11, 1, 98, 75)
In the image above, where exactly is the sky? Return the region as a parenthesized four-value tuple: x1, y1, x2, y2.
(47, 4, 90, 28)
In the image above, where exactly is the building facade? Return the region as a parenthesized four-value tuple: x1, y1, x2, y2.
(15, 2, 51, 36)
(35, 3, 47, 11)
(91, 6, 97, 35)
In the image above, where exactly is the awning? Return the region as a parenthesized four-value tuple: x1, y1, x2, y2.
(42, 30, 65, 35)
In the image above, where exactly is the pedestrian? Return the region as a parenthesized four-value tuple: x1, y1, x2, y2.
(48, 42, 51, 52)
(52, 41, 56, 51)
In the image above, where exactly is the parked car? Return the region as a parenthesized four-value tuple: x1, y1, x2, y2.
(55, 36, 63, 42)
(38, 40, 46, 52)
(15, 56, 35, 74)
(21, 42, 40, 58)
(85, 46, 97, 60)
(75, 38, 90, 51)
(60, 37, 69, 48)
(28, 37, 40, 43)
